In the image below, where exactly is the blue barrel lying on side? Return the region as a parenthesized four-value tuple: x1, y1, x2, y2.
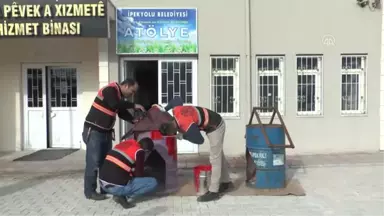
(246, 124, 286, 189)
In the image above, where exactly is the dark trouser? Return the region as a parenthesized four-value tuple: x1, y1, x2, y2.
(83, 127, 112, 198)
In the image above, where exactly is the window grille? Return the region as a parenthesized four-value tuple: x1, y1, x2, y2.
(256, 55, 285, 116)
(296, 55, 323, 116)
(340, 54, 367, 115)
(211, 56, 240, 117)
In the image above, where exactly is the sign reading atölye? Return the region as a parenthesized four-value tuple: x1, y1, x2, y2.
(0, 0, 108, 37)
(116, 8, 198, 54)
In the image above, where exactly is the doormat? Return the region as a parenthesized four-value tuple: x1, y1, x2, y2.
(13, 149, 79, 161)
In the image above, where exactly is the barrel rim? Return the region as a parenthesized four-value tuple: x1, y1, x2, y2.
(246, 124, 283, 128)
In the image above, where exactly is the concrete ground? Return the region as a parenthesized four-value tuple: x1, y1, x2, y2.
(0, 151, 383, 216)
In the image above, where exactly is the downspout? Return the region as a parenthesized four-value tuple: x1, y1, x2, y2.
(245, 0, 252, 117)
(380, 6, 384, 150)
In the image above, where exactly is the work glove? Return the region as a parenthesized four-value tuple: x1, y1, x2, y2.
(134, 104, 145, 112)
(152, 104, 166, 112)
(176, 133, 184, 140)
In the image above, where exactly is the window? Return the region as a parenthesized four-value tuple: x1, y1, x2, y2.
(161, 61, 193, 104)
(27, 68, 43, 108)
(256, 55, 285, 115)
(211, 56, 240, 117)
(340, 54, 367, 115)
(49, 67, 77, 107)
(296, 55, 323, 116)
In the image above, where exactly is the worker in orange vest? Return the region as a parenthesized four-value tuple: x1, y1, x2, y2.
(159, 97, 234, 202)
(82, 78, 145, 200)
(99, 137, 157, 209)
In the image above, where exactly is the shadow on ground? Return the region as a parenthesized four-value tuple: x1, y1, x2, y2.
(0, 169, 83, 197)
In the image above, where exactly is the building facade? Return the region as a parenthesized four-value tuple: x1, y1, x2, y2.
(0, 0, 382, 156)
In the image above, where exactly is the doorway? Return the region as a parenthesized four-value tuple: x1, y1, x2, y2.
(22, 64, 81, 150)
(125, 61, 158, 110)
(120, 58, 199, 154)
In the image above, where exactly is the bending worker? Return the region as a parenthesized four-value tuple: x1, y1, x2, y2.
(99, 137, 158, 209)
(82, 79, 145, 200)
(159, 97, 234, 202)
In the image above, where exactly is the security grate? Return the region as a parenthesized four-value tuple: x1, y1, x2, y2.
(341, 55, 367, 114)
(296, 55, 323, 116)
(161, 61, 193, 104)
(49, 67, 77, 107)
(256, 56, 284, 115)
(211, 56, 239, 116)
(27, 68, 43, 108)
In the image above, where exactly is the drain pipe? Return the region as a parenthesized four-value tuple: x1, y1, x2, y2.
(244, 0, 252, 117)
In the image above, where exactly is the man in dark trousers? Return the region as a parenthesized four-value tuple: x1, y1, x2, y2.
(99, 137, 158, 209)
(159, 97, 234, 202)
(82, 79, 145, 200)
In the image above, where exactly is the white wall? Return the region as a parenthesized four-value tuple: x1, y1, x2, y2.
(381, 8, 384, 151)
(0, 38, 99, 151)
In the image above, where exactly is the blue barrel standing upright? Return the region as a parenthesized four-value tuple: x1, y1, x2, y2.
(245, 107, 295, 189)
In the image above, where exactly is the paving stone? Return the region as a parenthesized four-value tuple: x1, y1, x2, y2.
(0, 152, 383, 215)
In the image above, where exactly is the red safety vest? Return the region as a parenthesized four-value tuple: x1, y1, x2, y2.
(173, 106, 209, 132)
(92, 82, 122, 117)
(105, 139, 142, 175)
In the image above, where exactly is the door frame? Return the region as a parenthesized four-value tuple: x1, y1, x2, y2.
(22, 63, 81, 150)
(118, 56, 199, 154)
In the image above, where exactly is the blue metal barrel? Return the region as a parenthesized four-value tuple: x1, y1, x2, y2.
(246, 124, 286, 189)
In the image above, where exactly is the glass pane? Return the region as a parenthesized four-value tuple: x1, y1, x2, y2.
(174, 73, 180, 93)
(342, 56, 363, 70)
(212, 58, 216, 71)
(167, 62, 173, 81)
(213, 76, 234, 113)
(180, 63, 186, 80)
(341, 74, 360, 110)
(222, 58, 228, 70)
(215, 78, 222, 113)
(180, 84, 186, 103)
(186, 96, 192, 104)
(160, 61, 194, 105)
(186, 73, 192, 93)
(162, 96, 167, 104)
(167, 84, 173, 100)
(50, 68, 77, 108)
(259, 75, 278, 110)
(186, 62, 192, 69)
(161, 73, 167, 94)
(27, 68, 43, 108)
(228, 58, 234, 71)
(297, 75, 316, 112)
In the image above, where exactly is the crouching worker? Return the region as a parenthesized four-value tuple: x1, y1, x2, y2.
(99, 137, 158, 209)
(159, 97, 234, 202)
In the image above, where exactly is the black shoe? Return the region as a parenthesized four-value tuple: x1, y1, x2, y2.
(197, 191, 220, 202)
(86, 192, 107, 201)
(113, 196, 136, 209)
(218, 182, 235, 193)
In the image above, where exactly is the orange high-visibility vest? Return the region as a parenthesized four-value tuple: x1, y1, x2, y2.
(92, 82, 122, 117)
(105, 139, 142, 175)
(172, 106, 209, 132)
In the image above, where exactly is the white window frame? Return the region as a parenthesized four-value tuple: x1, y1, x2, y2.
(340, 54, 367, 116)
(256, 55, 285, 116)
(210, 56, 240, 118)
(296, 55, 323, 116)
